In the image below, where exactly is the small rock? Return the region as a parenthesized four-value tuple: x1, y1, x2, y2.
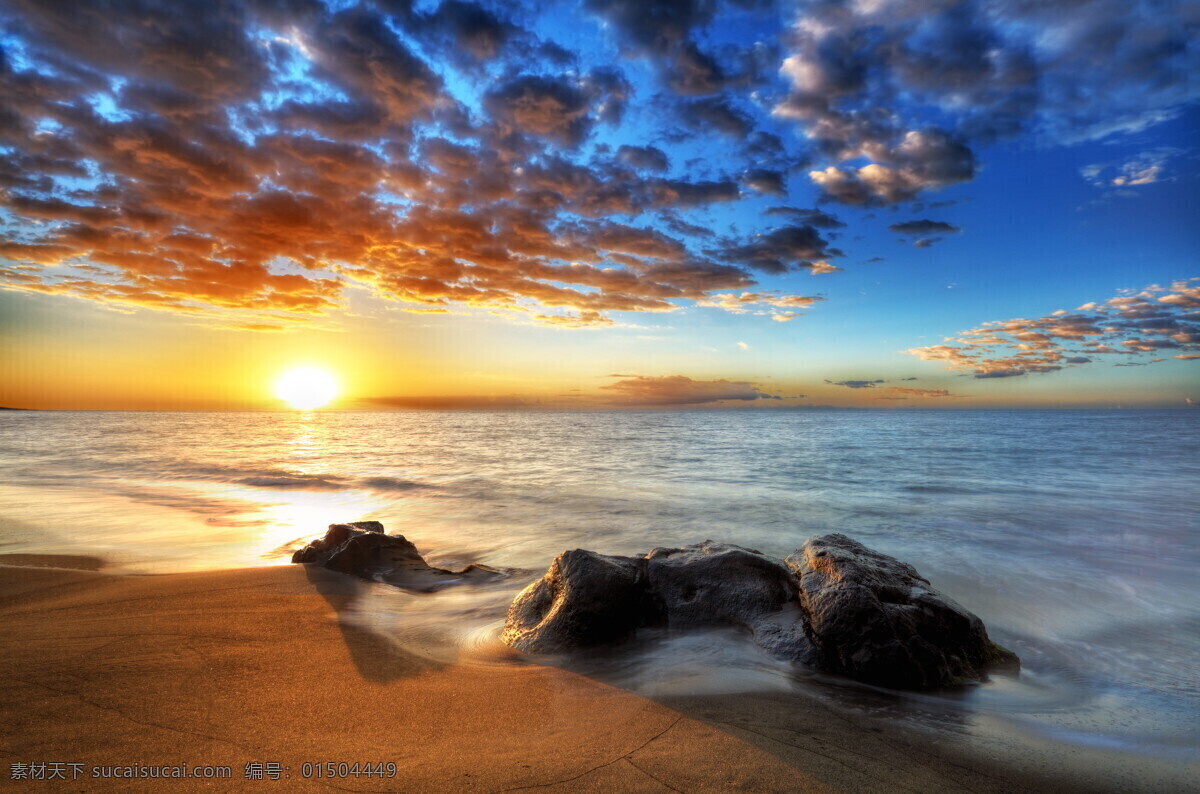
(292, 521, 505, 591)
(291, 521, 385, 565)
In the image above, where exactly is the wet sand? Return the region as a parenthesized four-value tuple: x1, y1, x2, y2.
(0, 558, 1194, 792)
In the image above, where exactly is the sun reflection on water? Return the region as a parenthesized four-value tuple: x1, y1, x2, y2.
(256, 489, 383, 566)
(287, 411, 323, 460)
(251, 412, 385, 563)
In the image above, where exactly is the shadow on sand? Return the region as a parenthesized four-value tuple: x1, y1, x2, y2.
(302, 563, 445, 683)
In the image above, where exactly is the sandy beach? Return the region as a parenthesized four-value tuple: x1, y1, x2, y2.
(1, 556, 1195, 792)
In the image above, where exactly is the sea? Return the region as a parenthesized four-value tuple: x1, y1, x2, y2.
(2, 409, 1197, 762)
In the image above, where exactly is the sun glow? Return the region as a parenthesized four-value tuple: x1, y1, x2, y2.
(275, 367, 339, 410)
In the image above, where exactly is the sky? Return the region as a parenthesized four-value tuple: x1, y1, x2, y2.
(0, 0, 1197, 410)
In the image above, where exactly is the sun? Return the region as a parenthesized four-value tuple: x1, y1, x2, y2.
(275, 367, 339, 410)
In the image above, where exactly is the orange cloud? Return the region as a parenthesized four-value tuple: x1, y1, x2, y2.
(905, 280, 1200, 378)
(0, 3, 842, 330)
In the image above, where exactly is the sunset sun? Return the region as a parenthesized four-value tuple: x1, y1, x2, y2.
(275, 367, 339, 410)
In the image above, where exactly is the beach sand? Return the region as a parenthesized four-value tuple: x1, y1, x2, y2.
(0, 557, 1194, 792)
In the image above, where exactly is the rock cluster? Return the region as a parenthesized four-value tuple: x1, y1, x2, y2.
(502, 534, 1017, 689)
(292, 521, 504, 591)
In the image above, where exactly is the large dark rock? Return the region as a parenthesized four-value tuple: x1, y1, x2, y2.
(785, 533, 1018, 689)
(292, 522, 505, 591)
(502, 534, 1016, 689)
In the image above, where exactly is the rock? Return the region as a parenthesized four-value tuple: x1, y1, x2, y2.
(642, 542, 815, 659)
(501, 549, 652, 653)
(785, 533, 1019, 689)
(292, 522, 505, 591)
(502, 534, 1016, 689)
(291, 521, 384, 564)
(502, 541, 812, 657)
(643, 541, 797, 628)
(751, 613, 817, 665)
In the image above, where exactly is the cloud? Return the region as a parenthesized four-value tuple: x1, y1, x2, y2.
(406, 0, 521, 66)
(876, 387, 953, 398)
(601, 374, 780, 405)
(483, 72, 620, 147)
(617, 144, 670, 172)
(4, 0, 273, 113)
(825, 379, 885, 389)
(0, 1, 834, 330)
(362, 395, 536, 410)
(804, 131, 976, 205)
(714, 224, 840, 274)
(889, 218, 962, 249)
(905, 279, 1200, 377)
(697, 290, 824, 322)
(808, 260, 842, 275)
(764, 206, 845, 229)
(888, 220, 962, 236)
(773, 0, 1199, 204)
(1081, 147, 1184, 188)
(3, 0, 1189, 337)
(973, 368, 1029, 379)
(679, 95, 754, 139)
(743, 130, 802, 169)
(742, 168, 786, 196)
(306, 7, 451, 125)
(583, 0, 715, 54)
(582, 0, 760, 96)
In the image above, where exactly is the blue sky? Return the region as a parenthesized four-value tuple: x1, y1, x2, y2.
(0, 0, 1197, 408)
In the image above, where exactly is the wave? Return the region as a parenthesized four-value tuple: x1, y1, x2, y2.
(359, 476, 432, 492)
(235, 475, 348, 490)
(10, 456, 436, 497)
(93, 458, 435, 494)
(902, 485, 975, 494)
(233, 473, 434, 493)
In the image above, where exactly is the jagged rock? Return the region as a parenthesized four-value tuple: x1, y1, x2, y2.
(292, 522, 505, 591)
(501, 549, 652, 653)
(785, 533, 1019, 689)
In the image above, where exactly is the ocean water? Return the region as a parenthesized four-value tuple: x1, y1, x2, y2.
(2, 409, 1197, 760)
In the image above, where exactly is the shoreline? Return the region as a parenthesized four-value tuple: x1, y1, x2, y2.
(2, 558, 1196, 791)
